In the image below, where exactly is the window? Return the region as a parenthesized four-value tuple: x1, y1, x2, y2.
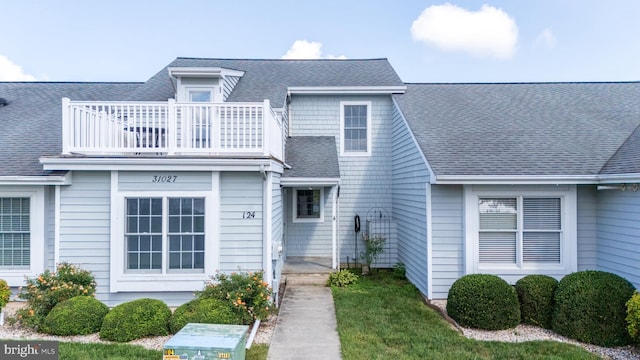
(189, 90, 212, 102)
(293, 188, 324, 222)
(479, 197, 561, 265)
(125, 197, 205, 273)
(0, 198, 30, 268)
(464, 185, 577, 276)
(340, 101, 372, 156)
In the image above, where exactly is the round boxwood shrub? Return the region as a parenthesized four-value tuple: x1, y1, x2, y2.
(552, 270, 635, 347)
(41, 296, 108, 335)
(100, 298, 171, 342)
(446, 274, 520, 330)
(515, 275, 558, 329)
(169, 298, 237, 333)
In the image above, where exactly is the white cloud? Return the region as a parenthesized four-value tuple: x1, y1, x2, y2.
(281, 40, 346, 60)
(535, 28, 557, 49)
(0, 55, 36, 81)
(411, 3, 518, 59)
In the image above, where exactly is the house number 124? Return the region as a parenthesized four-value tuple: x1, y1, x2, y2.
(243, 211, 255, 219)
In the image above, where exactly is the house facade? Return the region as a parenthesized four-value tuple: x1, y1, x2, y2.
(0, 58, 639, 305)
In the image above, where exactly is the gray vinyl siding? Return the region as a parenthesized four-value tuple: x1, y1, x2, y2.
(391, 102, 430, 296)
(272, 173, 283, 281)
(596, 188, 640, 288)
(58, 171, 112, 301)
(285, 187, 334, 257)
(219, 172, 263, 272)
(289, 95, 396, 265)
(430, 185, 465, 299)
(577, 185, 598, 270)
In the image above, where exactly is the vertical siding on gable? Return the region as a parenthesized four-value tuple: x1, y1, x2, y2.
(272, 173, 284, 280)
(431, 185, 464, 299)
(596, 188, 640, 288)
(219, 172, 263, 272)
(59, 171, 112, 300)
(577, 185, 598, 270)
(289, 95, 396, 265)
(391, 103, 430, 296)
(222, 76, 241, 101)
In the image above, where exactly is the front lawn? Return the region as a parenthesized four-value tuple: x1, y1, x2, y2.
(332, 272, 600, 360)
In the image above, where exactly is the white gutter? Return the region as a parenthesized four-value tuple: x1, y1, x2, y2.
(288, 86, 406, 95)
(280, 177, 341, 187)
(432, 174, 600, 185)
(0, 175, 71, 185)
(40, 157, 276, 172)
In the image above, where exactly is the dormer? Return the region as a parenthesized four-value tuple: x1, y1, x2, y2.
(168, 67, 245, 103)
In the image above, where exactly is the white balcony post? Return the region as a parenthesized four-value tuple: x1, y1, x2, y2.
(263, 99, 270, 157)
(61, 98, 71, 155)
(168, 99, 176, 155)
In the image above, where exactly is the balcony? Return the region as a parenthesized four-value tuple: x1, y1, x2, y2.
(61, 98, 283, 161)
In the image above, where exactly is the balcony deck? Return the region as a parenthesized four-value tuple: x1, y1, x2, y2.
(61, 98, 283, 161)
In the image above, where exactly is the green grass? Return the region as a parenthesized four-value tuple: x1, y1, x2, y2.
(332, 272, 601, 360)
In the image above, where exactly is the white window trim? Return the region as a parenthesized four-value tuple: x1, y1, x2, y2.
(179, 84, 222, 103)
(464, 185, 577, 279)
(0, 187, 45, 287)
(340, 101, 372, 157)
(109, 172, 219, 292)
(292, 188, 324, 223)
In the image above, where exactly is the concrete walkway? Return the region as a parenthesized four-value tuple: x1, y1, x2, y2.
(267, 281, 342, 359)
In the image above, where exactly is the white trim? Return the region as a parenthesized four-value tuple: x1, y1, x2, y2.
(331, 186, 338, 269)
(280, 178, 341, 187)
(292, 188, 325, 223)
(168, 67, 245, 78)
(288, 86, 406, 95)
(41, 157, 277, 172)
(463, 185, 578, 280)
(109, 171, 220, 292)
(54, 185, 61, 266)
(0, 175, 71, 185)
(263, 172, 273, 285)
(426, 183, 433, 299)
(0, 186, 45, 286)
(435, 175, 599, 185)
(340, 101, 372, 157)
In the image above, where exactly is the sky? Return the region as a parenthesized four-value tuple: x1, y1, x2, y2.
(1, 1, 639, 84)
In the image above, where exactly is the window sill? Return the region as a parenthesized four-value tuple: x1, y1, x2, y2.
(111, 273, 210, 292)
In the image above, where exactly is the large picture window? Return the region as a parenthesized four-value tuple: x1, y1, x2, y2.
(479, 197, 561, 265)
(340, 101, 372, 156)
(125, 197, 205, 273)
(0, 198, 30, 268)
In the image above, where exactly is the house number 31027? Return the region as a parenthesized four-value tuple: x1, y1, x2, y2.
(151, 175, 177, 183)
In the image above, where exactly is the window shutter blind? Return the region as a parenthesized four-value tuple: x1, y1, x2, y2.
(479, 198, 517, 263)
(479, 232, 516, 263)
(523, 198, 561, 263)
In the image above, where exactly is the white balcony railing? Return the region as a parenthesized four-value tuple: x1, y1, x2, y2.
(61, 98, 283, 160)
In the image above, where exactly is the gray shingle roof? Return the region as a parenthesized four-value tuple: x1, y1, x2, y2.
(394, 82, 640, 177)
(283, 137, 340, 179)
(127, 58, 404, 106)
(0, 82, 141, 176)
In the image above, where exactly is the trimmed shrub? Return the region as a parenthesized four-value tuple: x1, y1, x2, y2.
(515, 275, 558, 329)
(169, 298, 237, 333)
(41, 296, 108, 335)
(446, 274, 520, 330)
(16, 262, 96, 330)
(100, 298, 171, 342)
(327, 269, 359, 287)
(552, 270, 635, 347)
(627, 291, 640, 344)
(199, 271, 272, 324)
(0, 279, 11, 310)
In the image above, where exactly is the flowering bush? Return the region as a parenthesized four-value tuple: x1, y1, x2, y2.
(627, 291, 640, 344)
(198, 271, 272, 324)
(360, 234, 386, 270)
(15, 262, 96, 330)
(0, 279, 11, 310)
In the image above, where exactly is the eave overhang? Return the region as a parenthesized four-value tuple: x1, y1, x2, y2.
(0, 175, 71, 185)
(288, 86, 406, 95)
(280, 177, 341, 187)
(432, 174, 600, 185)
(168, 67, 245, 78)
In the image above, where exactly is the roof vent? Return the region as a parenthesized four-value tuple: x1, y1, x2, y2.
(0, 98, 7, 106)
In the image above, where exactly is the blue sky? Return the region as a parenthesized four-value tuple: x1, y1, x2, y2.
(1, 1, 639, 83)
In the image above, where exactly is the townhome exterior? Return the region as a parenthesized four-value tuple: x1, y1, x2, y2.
(1, 58, 639, 306)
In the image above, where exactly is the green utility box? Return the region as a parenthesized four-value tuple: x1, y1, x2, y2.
(163, 323, 249, 360)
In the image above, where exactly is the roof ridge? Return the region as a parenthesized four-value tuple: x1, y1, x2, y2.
(0, 81, 144, 85)
(175, 57, 388, 62)
(404, 81, 640, 85)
